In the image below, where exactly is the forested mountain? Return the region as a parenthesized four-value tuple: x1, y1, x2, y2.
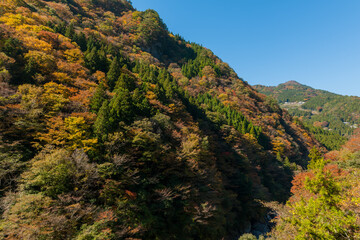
(254, 81, 360, 150)
(0, 0, 322, 239)
(254, 81, 334, 103)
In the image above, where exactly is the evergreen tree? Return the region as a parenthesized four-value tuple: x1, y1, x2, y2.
(65, 22, 75, 39)
(73, 32, 87, 51)
(109, 88, 134, 125)
(107, 57, 121, 90)
(85, 47, 100, 73)
(94, 100, 111, 141)
(90, 83, 107, 113)
(115, 73, 136, 91)
(97, 46, 108, 72)
(132, 88, 151, 116)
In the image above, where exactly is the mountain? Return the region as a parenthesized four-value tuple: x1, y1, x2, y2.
(254, 80, 336, 103)
(0, 1, 322, 239)
(254, 81, 360, 150)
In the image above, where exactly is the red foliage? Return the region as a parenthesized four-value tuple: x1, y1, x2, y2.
(324, 150, 340, 161)
(343, 132, 360, 153)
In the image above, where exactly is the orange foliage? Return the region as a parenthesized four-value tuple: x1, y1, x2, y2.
(343, 132, 360, 153)
(324, 150, 340, 161)
(125, 190, 137, 200)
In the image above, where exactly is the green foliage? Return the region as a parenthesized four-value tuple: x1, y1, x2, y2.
(94, 100, 111, 140)
(109, 87, 134, 124)
(238, 233, 265, 240)
(90, 83, 107, 113)
(181, 44, 221, 79)
(194, 93, 262, 139)
(0, 150, 25, 195)
(3, 37, 23, 57)
(137, 9, 167, 45)
(255, 81, 360, 138)
(22, 149, 75, 197)
(286, 150, 358, 239)
(115, 73, 136, 91)
(76, 219, 115, 240)
(302, 122, 346, 150)
(0, 1, 324, 239)
(85, 47, 108, 73)
(107, 56, 121, 90)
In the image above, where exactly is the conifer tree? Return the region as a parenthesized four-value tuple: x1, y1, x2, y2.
(94, 100, 111, 141)
(90, 83, 107, 113)
(107, 57, 121, 90)
(85, 47, 100, 73)
(65, 22, 75, 39)
(109, 88, 134, 124)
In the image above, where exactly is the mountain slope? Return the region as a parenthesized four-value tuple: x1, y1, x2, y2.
(254, 80, 336, 103)
(254, 81, 360, 150)
(0, 1, 321, 239)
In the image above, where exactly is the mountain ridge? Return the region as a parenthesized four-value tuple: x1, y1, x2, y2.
(254, 81, 360, 149)
(0, 1, 322, 239)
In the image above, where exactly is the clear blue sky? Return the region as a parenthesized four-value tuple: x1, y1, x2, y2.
(131, 0, 360, 96)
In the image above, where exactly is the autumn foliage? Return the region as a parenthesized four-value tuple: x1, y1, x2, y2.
(0, 0, 324, 239)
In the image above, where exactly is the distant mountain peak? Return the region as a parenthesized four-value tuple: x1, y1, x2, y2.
(282, 80, 302, 86)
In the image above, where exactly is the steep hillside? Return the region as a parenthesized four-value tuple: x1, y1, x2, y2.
(0, 1, 321, 239)
(254, 81, 360, 150)
(266, 131, 360, 239)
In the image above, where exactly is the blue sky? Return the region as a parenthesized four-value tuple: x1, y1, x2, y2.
(131, 0, 360, 96)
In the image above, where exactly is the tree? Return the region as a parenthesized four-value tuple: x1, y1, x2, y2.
(107, 57, 121, 90)
(115, 73, 136, 91)
(22, 149, 75, 197)
(90, 83, 107, 113)
(109, 87, 134, 125)
(37, 116, 97, 152)
(284, 149, 358, 239)
(65, 22, 75, 39)
(94, 100, 111, 141)
(85, 47, 100, 73)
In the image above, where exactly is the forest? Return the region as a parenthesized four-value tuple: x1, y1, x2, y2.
(0, 0, 358, 239)
(254, 81, 360, 150)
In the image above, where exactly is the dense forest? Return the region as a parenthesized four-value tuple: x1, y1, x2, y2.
(0, 0, 345, 239)
(261, 130, 360, 240)
(254, 81, 360, 150)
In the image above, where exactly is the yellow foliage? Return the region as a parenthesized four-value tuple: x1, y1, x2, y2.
(132, 11, 141, 19)
(146, 91, 156, 100)
(24, 50, 56, 75)
(23, 36, 53, 53)
(64, 116, 97, 152)
(0, 193, 55, 239)
(16, 24, 52, 34)
(18, 84, 43, 111)
(93, 71, 107, 86)
(41, 82, 70, 115)
(37, 116, 97, 152)
(52, 72, 71, 84)
(181, 133, 201, 160)
(218, 93, 228, 101)
(64, 48, 84, 63)
(199, 77, 208, 87)
(272, 138, 285, 155)
(0, 13, 35, 26)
